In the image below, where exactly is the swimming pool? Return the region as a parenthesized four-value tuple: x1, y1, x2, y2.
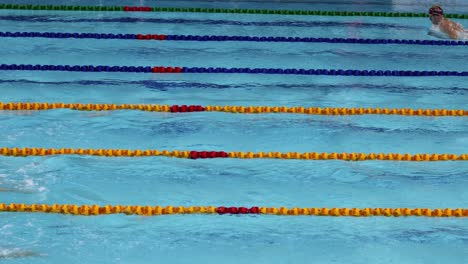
(0, 0, 467, 263)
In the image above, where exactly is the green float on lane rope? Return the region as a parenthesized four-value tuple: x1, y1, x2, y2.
(0, 4, 466, 18)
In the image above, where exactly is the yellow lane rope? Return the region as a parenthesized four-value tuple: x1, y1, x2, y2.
(1, 204, 466, 217)
(0, 102, 466, 116)
(0, 148, 466, 161)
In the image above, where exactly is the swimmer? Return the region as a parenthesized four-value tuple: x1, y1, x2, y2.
(428, 5, 467, 39)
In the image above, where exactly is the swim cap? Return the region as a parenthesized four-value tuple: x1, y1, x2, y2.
(429, 5, 444, 16)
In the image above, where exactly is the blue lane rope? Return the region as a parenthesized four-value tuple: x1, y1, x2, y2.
(0, 64, 467, 76)
(0, 31, 467, 46)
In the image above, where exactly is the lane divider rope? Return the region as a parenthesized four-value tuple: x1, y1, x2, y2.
(1, 102, 466, 116)
(0, 148, 466, 161)
(1, 31, 467, 46)
(1, 204, 466, 217)
(1, 64, 467, 76)
(0, 4, 466, 19)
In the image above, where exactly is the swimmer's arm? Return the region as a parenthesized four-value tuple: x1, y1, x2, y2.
(447, 30, 459, 39)
(453, 22, 464, 31)
(441, 22, 459, 39)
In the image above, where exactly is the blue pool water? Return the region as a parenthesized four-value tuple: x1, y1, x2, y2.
(0, 0, 467, 263)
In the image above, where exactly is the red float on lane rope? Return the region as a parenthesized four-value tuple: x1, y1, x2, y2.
(189, 151, 228, 159)
(136, 34, 167, 40)
(151, 66, 182, 73)
(124, 6, 152, 12)
(170, 105, 205, 113)
(249, 207, 260, 214)
(238, 207, 249, 214)
(216, 206, 260, 214)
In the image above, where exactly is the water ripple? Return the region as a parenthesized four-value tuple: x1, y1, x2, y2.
(1, 79, 466, 92)
(0, 15, 424, 29)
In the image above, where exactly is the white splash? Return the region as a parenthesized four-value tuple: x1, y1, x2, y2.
(23, 178, 35, 188)
(429, 25, 468, 40)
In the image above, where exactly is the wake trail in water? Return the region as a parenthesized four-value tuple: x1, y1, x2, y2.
(0, 248, 42, 259)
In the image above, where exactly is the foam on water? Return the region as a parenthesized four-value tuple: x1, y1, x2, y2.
(429, 24, 468, 40)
